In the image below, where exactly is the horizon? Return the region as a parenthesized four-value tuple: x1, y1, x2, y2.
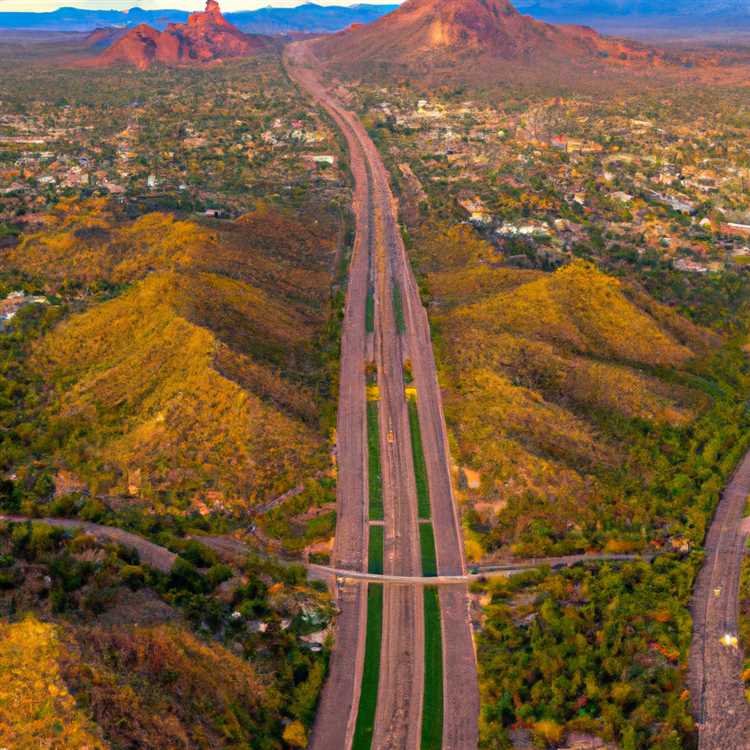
(0, 0, 399, 12)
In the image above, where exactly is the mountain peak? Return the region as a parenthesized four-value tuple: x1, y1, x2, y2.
(311, 0, 664, 82)
(89, 0, 267, 70)
(190, 0, 230, 27)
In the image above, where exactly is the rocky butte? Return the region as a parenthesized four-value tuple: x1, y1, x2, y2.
(310, 0, 750, 86)
(91, 0, 269, 70)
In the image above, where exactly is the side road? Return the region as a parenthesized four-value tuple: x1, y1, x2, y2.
(688, 449, 750, 749)
(0, 514, 177, 572)
(0, 513, 655, 583)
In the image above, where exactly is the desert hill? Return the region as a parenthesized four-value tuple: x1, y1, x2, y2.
(2, 199, 339, 511)
(412, 223, 724, 558)
(311, 0, 748, 85)
(312, 0, 663, 80)
(92, 1, 269, 70)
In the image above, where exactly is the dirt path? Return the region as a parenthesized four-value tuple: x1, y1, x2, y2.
(688, 449, 750, 748)
(0, 515, 177, 573)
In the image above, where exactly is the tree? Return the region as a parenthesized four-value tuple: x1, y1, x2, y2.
(282, 720, 307, 748)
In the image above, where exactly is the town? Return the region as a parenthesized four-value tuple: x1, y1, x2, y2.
(348, 84, 750, 280)
(0, 55, 347, 236)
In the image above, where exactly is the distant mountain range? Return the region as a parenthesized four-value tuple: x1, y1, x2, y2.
(515, 0, 750, 31)
(1, 1, 749, 37)
(0, 3, 398, 34)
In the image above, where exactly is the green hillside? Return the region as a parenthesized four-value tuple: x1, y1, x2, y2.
(413, 223, 737, 558)
(1, 198, 341, 514)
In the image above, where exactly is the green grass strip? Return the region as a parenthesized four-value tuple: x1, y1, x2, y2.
(367, 400, 384, 520)
(365, 285, 375, 334)
(352, 583, 384, 750)
(408, 397, 431, 520)
(421, 586, 444, 750)
(419, 523, 438, 577)
(368, 524, 384, 575)
(392, 281, 406, 334)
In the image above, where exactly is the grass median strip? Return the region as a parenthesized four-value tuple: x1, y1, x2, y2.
(352, 583, 384, 750)
(407, 396, 431, 519)
(365, 284, 375, 334)
(392, 281, 406, 334)
(368, 524, 384, 575)
(419, 523, 438, 577)
(367, 399, 384, 520)
(421, 586, 444, 750)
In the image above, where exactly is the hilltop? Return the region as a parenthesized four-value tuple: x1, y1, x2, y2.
(2, 199, 340, 513)
(311, 0, 750, 86)
(90, 1, 269, 70)
(413, 223, 724, 557)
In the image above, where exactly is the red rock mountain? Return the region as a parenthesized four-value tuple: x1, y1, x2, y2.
(94, 0, 269, 70)
(311, 0, 682, 83)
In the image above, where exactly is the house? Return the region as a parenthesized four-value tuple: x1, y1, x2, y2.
(0, 291, 49, 330)
(721, 222, 750, 238)
(610, 191, 633, 203)
(496, 220, 550, 238)
(458, 197, 491, 225)
(673, 258, 708, 273)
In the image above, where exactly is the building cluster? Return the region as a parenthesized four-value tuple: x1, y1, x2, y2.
(356, 87, 750, 274)
(0, 62, 347, 233)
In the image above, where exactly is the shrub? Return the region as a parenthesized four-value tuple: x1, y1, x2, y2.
(120, 564, 146, 591)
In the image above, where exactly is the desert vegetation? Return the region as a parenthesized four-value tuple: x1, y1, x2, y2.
(0, 519, 332, 748)
(0, 197, 342, 515)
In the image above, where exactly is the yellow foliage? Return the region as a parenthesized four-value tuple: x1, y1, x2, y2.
(413, 223, 717, 555)
(283, 720, 308, 748)
(33, 271, 326, 506)
(61, 624, 277, 750)
(533, 718, 564, 745)
(429, 264, 541, 308)
(454, 260, 693, 367)
(604, 539, 640, 554)
(8, 199, 340, 509)
(464, 537, 484, 562)
(0, 616, 107, 749)
(8, 203, 212, 287)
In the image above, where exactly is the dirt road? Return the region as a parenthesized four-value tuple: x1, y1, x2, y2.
(0, 515, 177, 572)
(688, 449, 750, 749)
(285, 41, 478, 749)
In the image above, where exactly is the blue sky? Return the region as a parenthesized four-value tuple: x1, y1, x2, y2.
(0, 0, 398, 10)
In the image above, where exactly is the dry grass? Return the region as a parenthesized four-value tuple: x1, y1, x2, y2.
(0, 616, 108, 749)
(7, 198, 340, 509)
(59, 623, 278, 750)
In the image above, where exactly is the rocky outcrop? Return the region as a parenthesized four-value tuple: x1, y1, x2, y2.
(92, 0, 269, 70)
(310, 0, 704, 84)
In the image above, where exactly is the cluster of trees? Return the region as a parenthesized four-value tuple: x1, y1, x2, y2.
(477, 557, 697, 749)
(0, 519, 331, 748)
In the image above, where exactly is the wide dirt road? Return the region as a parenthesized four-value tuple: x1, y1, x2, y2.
(688, 449, 750, 749)
(285, 41, 479, 749)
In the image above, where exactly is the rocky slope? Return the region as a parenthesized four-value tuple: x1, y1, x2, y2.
(93, 1, 269, 70)
(311, 0, 748, 85)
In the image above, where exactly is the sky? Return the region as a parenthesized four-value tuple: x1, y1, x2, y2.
(0, 0, 398, 10)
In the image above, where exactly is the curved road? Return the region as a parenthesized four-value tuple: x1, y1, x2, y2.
(0, 514, 177, 572)
(688, 449, 750, 748)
